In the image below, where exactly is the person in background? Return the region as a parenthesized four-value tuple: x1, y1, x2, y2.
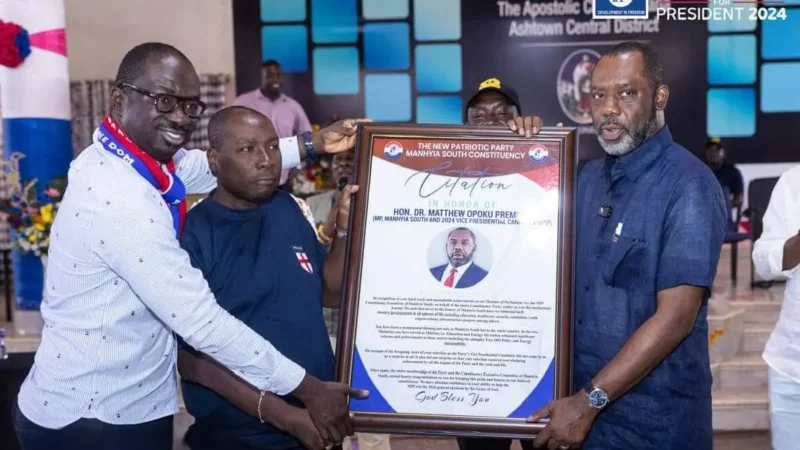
(233, 59, 312, 192)
(306, 152, 354, 234)
(309, 78, 545, 242)
(529, 41, 726, 450)
(177, 106, 355, 450)
(705, 138, 744, 208)
(309, 78, 547, 243)
(459, 76, 544, 450)
(752, 165, 800, 450)
(13, 42, 368, 450)
(465, 77, 543, 135)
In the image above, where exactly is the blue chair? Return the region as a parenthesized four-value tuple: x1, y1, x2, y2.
(721, 185, 751, 287)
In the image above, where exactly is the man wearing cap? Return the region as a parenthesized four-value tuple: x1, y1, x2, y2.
(309, 77, 545, 251)
(457, 76, 542, 450)
(464, 77, 545, 136)
(705, 138, 744, 208)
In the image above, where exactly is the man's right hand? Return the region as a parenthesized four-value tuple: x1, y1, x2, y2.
(505, 117, 564, 138)
(506, 116, 543, 137)
(292, 375, 369, 445)
(312, 119, 373, 154)
(783, 230, 800, 271)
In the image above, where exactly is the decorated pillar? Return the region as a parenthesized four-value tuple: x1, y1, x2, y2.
(0, 0, 72, 334)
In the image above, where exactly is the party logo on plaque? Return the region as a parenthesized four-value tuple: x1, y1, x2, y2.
(383, 141, 404, 160)
(295, 251, 314, 274)
(528, 145, 549, 162)
(557, 49, 600, 125)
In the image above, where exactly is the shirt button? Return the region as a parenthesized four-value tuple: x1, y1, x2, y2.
(584, 285, 590, 292)
(578, 320, 584, 325)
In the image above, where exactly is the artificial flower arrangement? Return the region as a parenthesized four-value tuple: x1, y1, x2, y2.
(290, 124, 336, 196)
(0, 152, 66, 258)
(291, 158, 333, 195)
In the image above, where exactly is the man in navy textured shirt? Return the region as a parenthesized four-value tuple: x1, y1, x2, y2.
(528, 42, 727, 450)
(175, 106, 359, 450)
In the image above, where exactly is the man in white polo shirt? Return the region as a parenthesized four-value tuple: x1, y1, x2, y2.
(752, 165, 800, 450)
(14, 42, 368, 450)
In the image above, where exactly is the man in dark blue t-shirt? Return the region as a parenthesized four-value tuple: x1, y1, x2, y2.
(176, 106, 361, 450)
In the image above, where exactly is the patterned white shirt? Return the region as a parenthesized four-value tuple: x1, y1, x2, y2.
(17, 136, 305, 428)
(753, 165, 800, 384)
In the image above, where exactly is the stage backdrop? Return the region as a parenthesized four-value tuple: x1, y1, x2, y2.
(234, 0, 800, 166)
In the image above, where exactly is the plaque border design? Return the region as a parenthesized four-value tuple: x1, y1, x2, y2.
(335, 123, 577, 438)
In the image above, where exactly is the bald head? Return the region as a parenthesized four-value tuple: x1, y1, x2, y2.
(206, 106, 281, 207)
(114, 42, 194, 86)
(208, 106, 273, 150)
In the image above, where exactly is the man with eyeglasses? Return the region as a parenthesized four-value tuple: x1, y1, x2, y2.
(14, 42, 368, 450)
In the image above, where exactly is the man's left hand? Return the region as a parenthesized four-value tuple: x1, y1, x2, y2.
(507, 116, 543, 138)
(335, 185, 358, 232)
(315, 119, 373, 154)
(527, 392, 598, 449)
(506, 117, 565, 138)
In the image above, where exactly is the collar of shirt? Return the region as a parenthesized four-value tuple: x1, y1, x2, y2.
(443, 261, 473, 285)
(258, 91, 287, 104)
(603, 125, 673, 185)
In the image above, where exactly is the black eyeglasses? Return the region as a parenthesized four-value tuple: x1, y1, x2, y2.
(118, 82, 207, 119)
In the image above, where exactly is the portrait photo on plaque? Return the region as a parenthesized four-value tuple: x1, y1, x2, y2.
(427, 226, 492, 289)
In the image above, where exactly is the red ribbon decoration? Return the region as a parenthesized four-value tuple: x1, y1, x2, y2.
(29, 29, 67, 57)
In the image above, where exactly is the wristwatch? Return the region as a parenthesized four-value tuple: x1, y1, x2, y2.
(302, 131, 318, 168)
(583, 381, 609, 410)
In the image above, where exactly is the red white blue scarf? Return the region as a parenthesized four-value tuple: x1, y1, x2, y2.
(95, 115, 186, 237)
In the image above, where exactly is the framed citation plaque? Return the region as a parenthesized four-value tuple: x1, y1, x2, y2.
(335, 124, 576, 438)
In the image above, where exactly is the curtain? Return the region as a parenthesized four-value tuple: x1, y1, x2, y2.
(69, 73, 232, 154)
(70, 80, 114, 154)
(186, 74, 231, 151)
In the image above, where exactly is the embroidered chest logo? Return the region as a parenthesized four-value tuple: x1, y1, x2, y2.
(294, 247, 313, 274)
